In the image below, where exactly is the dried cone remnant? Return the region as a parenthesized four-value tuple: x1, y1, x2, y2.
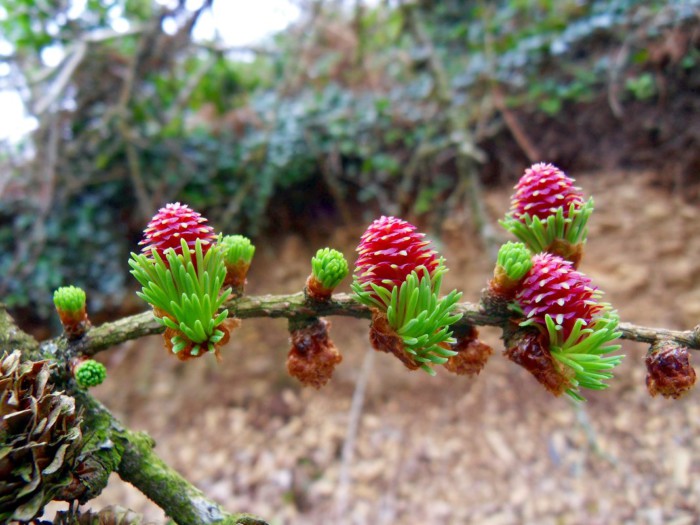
(646, 341, 697, 399)
(444, 325, 493, 377)
(52, 505, 159, 525)
(369, 308, 420, 370)
(220, 234, 255, 294)
(504, 326, 572, 396)
(0, 351, 83, 522)
(287, 318, 342, 388)
(53, 286, 91, 339)
(353, 217, 462, 375)
(140, 202, 217, 259)
(306, 248, 349, 301)
(500, 163, 593, 267)
(511, 253, 622, 401)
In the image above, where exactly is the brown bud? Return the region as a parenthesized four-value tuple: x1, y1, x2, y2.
(646, 341, 696, 399)
(444, 325, 493, 376)
(305, 274, 332, 302)
(57, 307, 91, 340)
(287, 318, 342, 388)
(488, 265, 521, 300)
(504, 326, 573, 396)
(224, 260, 251, 296)
(368, 308, 420, 371)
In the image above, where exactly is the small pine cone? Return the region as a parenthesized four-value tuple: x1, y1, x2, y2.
(516, 253, 602, 340)
(287, 318, 343, 388)
(140, 202, 217, 259)
(444, 325, 493, 376)
(646, 342, 697, 399)
(355, 216, 439, 307)
(504, 327, 573, 396)
(510, 163, 584, 221)
(368, 309, 420, 370)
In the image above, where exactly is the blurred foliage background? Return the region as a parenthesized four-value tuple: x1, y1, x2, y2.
(0, 0, 698, 325)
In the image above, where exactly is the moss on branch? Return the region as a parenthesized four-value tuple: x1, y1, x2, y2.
(74, 388, 270, 525)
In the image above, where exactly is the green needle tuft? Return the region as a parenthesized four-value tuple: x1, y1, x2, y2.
(353, 259, 462, 375)
(542, 307, 622, 401)
(129, 238, 231, 351)
(500, 198, 594, 254)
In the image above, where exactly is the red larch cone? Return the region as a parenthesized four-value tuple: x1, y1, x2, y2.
(510, 163, 584, 221)
(516, 253, 602, 340)
(140, 202, 217, 259)
(354, 216, 439, 306)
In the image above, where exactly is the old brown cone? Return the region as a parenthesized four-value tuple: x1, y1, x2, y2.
(0, 351, 83, 522)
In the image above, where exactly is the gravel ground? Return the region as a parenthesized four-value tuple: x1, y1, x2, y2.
(46, 171, 700, 525)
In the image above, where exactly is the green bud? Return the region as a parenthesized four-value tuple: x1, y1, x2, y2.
(496, 242, 532, 281)
(74, 359, 107, 388)
(311, 248, 349, 290)
(53, 286, 87, 313)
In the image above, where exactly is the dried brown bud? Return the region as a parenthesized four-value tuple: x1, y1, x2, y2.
(57, 308, 91, 340)
(488, 265, 521, 301)
(223, 260, 251, 296)
(504, 327, 573, 396)
(305, 274, 332, 302)
(444, 325, 493, 376)
(287, 318, 342, 388)
(646, 341, 697, 399)
(368, 309, 420, 371)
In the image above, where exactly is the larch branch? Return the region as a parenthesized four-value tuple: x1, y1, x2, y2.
(42, 293, 700, 360)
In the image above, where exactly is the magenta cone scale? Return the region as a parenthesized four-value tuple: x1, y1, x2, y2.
(516, 252, 602, 339)
(140, 202, 217, 258)
(354, 216, 439, 304)
(511, 163, 584, 221)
